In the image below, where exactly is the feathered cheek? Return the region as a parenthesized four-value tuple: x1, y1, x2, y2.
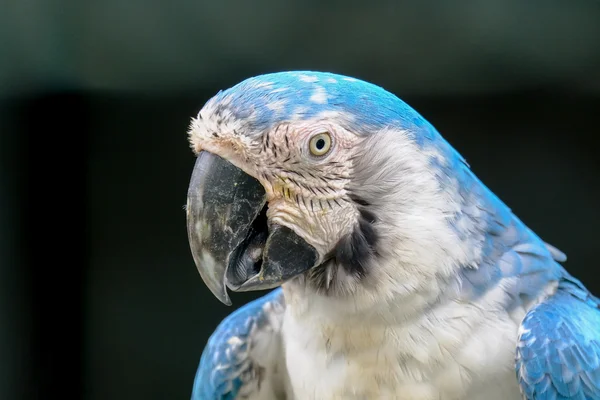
(264, 199, 330, 250)
(266, 198, 305, 227)
(260, 178, 358, 251)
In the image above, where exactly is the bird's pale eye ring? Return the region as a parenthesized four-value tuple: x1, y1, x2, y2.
(308, 132, 332, 156)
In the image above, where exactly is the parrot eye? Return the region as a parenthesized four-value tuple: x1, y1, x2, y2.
(308, 132, 332, 156)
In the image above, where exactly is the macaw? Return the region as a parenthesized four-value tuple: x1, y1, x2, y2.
(185, 71, 600, 399)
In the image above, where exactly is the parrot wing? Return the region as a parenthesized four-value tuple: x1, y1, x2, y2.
(516, 277, 600, 399)
(192, 288, 287, 400)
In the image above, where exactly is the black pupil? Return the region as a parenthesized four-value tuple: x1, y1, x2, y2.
(316, 138, 326, 150)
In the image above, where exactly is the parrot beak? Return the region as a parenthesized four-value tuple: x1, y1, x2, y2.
(186, 151, 319, 305)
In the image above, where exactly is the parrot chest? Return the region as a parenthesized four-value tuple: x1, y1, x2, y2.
(281, 300, 524, 400)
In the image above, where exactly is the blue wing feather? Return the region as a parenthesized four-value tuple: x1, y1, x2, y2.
(192, 288, 285, 400)
(517, 278, 600, 400)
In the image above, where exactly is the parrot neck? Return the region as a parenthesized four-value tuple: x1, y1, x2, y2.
(282, 128, 563, 324)
(282, 264, 463, 323)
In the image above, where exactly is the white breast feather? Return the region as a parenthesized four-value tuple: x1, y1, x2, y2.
(281, 278, 532, 400)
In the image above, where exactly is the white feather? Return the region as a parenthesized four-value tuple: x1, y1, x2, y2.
(277, 128, 532, 399)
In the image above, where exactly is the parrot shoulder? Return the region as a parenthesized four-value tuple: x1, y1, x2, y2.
(192, 288, 288, 400)
(516, 277, 600, 399)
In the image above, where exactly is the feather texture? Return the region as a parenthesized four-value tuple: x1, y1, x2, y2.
(192, 288, 286, 399)
(517, 279, 600, 399)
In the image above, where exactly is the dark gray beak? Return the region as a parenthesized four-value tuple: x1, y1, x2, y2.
(186, 151, 319, 305)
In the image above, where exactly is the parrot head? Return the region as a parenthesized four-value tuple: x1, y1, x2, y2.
(187, 71, 482, 306)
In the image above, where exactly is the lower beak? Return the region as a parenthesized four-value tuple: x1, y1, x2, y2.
(186, 151, 318, 305)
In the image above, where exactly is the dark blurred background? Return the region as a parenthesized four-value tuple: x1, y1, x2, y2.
(1, 1, 599, 399)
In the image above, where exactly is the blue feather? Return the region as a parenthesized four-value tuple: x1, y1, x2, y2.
(205, 71, 436, 136)
(516, 279, 600, 399)
(191, 288, 284, 400)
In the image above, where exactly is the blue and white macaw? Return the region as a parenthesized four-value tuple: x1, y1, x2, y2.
(185, 71, 600, 399)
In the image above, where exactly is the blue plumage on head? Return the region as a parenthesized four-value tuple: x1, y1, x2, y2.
(205, 71, 434, 138)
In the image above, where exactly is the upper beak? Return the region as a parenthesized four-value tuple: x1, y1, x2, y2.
(186, 151, 319, 305)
